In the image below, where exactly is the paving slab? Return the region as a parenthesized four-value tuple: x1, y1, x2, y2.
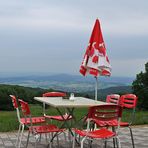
(0, 126, 148, 148)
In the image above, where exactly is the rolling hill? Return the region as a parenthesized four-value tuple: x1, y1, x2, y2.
(0, 74, 134, 93)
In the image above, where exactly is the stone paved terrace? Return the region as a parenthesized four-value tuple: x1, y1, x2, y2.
(0, 126, 148, 148)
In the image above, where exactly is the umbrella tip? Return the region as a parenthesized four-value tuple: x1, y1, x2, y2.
(96, 18, 100, 23)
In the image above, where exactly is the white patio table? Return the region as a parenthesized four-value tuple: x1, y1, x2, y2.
(34, 96, 108, 123)
(34, 96, 109, 146)
(34, 96, 108, 108)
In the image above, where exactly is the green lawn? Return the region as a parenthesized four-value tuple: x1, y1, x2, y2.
(0, 104, 148, 132)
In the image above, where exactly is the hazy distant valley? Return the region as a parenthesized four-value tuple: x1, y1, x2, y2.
(0, 74, 134, 93)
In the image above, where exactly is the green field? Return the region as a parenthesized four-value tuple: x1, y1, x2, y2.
(0, 104, 148, 132)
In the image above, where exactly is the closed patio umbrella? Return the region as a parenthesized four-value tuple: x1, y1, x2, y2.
(79, 19, 111, 100)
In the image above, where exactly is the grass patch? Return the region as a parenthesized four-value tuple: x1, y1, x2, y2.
(0, 104, 148, 132)
(0, 111, 18, 132)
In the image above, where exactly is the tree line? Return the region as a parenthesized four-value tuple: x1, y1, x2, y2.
(0, 84, 54, 110)
(132, 62, 148, 110)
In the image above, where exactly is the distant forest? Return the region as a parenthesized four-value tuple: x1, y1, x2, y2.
(0, 84, 50, 110)
(0, 84, 132, 111)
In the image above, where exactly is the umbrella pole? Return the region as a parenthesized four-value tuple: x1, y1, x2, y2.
(95, 76, 98, 101)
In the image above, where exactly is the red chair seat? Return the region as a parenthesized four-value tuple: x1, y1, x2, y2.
(20, 117, 45, 124)
(29, 125, 64, 133)
(45, 114, 73, 121)
(74, 128, 115, 139)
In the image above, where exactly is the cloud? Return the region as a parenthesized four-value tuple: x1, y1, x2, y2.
(111, 58, 147, 77)
(0, 0, 148, 36)
(0, 1, 88, 32)
(0, 0, 148, 77)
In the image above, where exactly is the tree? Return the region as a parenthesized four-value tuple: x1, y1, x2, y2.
(132, 62, 148, 110)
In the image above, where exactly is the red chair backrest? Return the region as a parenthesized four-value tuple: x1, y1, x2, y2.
(42, 92, 66, 97)
(18, 99, 31, 116)
(106, 94, 120, 105)
(88, 104, 122, 121)
(10, 95, 18, 108)
(120, 94, 138, 109)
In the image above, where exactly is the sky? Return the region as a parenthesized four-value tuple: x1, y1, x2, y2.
(0, 0, 148, 77)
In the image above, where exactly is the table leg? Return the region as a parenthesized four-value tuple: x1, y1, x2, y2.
(56, 108, 75, 135)
(56, 107, 80, 145)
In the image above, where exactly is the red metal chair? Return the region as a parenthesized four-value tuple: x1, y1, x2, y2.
(106, 94, 120, 147)
(119, 94, 138, 148)
(106, 94, 120, 105)
(10, 95, 45, 148)
(72, 105, 122, 148)
(91, 94, 120, 128)
(105, 94, 138, 148)
(42, 92, 73, 121)
(18, 99, 65, 148)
